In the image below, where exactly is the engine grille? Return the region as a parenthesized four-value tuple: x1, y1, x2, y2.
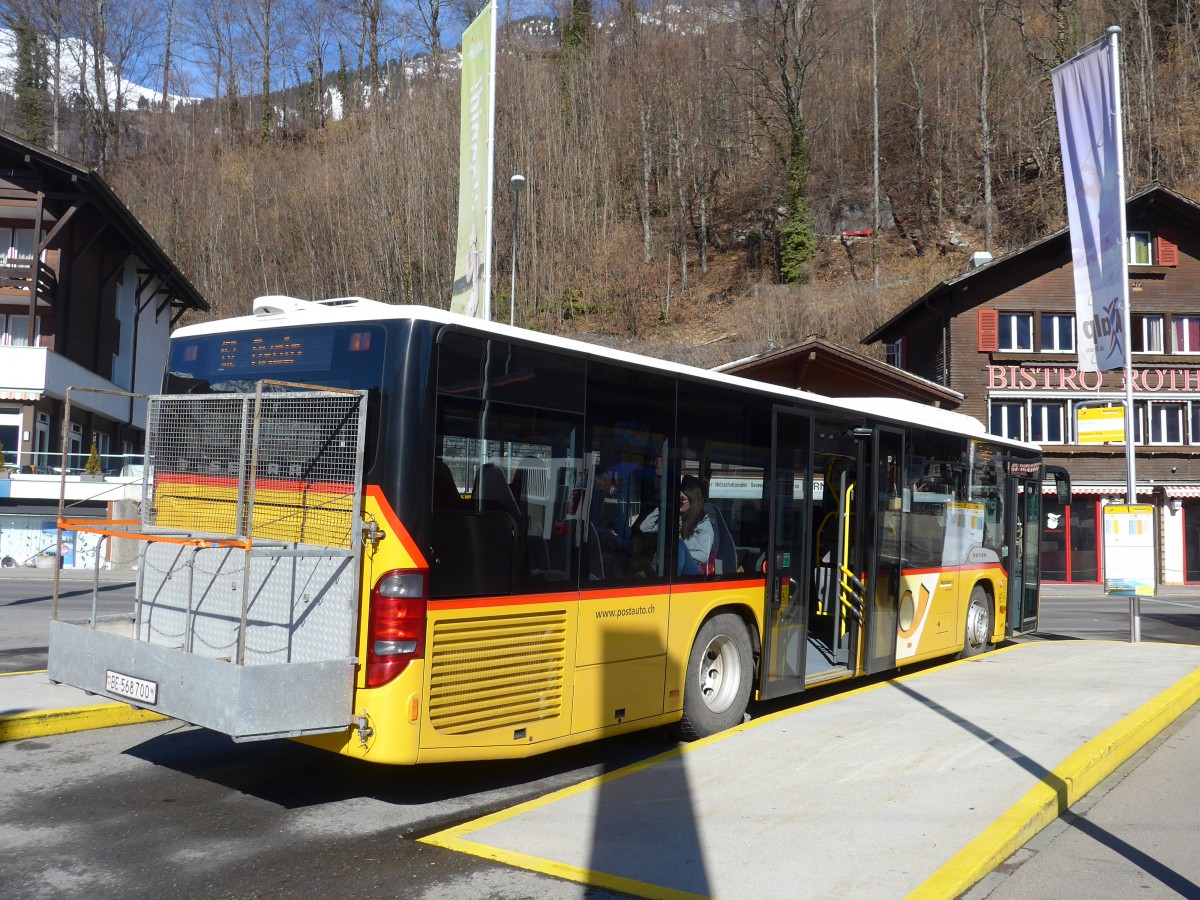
(427, 610, 567, 735)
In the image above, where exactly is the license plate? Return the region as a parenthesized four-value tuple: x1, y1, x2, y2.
(104, 670, 158, 705)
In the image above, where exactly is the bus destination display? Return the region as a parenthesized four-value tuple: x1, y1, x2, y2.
(218, 332, 334, 373)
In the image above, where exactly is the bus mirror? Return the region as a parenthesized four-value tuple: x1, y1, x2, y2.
(1046, 466, 1071, 504)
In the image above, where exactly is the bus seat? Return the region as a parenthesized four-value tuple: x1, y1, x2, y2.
(477, 463, 521, 516)
(434, 459, 466, 507)
(704, 503, 737, 575)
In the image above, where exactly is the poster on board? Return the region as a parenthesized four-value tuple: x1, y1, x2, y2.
(1102, 504, 1156, 597)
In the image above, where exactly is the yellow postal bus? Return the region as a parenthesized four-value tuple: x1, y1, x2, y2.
(49, 298, 1064, 764)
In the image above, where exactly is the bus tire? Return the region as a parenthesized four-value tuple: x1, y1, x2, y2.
(959, 585, 992, 658)
(679, 612, 753, 741)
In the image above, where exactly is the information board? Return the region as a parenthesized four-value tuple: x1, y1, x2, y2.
(1077, 406, 1125, 444)
(1102, 504, 1156, 597)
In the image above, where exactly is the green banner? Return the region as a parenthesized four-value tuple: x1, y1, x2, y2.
(450, 1, 496, 319)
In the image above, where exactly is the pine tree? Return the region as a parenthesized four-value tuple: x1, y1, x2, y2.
(10, 13, 50, 147)
(779, 138, 816, 285)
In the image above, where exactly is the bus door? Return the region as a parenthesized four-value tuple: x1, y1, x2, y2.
(810, 420, 862, 674)
(761, 407, 813, 700)
(1007, 477, 1042, 634)
(863, 427, 905, 675)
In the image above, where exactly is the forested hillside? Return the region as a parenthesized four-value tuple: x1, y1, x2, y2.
(4, 0, 1199, 359)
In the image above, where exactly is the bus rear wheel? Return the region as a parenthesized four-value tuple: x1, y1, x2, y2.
(679, 613, 753, 740)
(960, 586, 992, 658)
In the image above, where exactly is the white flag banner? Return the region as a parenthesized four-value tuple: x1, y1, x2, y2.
(450, 2, 497, 320)
(1052, 40, 1126, 372)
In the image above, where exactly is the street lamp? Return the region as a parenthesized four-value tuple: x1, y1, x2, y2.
(509, 174, 526, 327)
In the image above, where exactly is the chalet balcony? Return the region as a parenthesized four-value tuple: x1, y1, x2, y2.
(0, 254, 58, 306)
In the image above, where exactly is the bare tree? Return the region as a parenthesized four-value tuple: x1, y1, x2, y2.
(965, 0, 997, 251)
(408, 0, 444, 73)
(237, 0, 277, 142)
(732, 0, 831, 283)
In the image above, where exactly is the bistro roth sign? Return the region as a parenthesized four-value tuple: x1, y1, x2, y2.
(988, 364, 1200, 392)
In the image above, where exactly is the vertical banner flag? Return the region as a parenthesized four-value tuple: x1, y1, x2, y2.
(450, 1, 497, 319)
(1052, 38, 1126, 372)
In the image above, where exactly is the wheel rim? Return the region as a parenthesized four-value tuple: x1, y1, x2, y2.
(697, 633, 741, 713)
(966, 597, 989, 650)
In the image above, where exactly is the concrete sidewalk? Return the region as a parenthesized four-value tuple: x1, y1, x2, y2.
(422, 641, 1200, 899)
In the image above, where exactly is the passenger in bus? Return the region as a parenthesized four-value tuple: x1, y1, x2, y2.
(679, 477, 715, 575)
(591, 466, 628, 539)
(635, 474, 713, 576)
(588, 464, 632, 578)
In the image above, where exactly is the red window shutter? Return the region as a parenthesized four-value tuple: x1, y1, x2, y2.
(977, 309, 999, 352)
(1157, 230, 1179, 267)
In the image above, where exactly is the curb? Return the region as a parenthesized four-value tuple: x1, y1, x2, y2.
(911, 664, 1200, 898)
(0, 703, 167, 742)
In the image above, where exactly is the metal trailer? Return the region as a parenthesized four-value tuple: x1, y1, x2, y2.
(48, 383, 369, 741)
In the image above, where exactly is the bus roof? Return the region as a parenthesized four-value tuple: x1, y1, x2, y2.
(173, 296, 1041, 455)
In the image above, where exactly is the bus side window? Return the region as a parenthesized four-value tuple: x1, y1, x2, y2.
(903, 433, 969, 568)
(677, 379, 772, 582)
(583, 362, 675, 587)
(430, 334, 585, 598)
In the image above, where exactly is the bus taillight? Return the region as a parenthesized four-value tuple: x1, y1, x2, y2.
(365, 571, 427, 688)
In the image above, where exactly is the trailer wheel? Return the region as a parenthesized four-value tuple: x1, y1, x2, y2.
(959, 586, 992, 658)
(679, 613, 753, 740)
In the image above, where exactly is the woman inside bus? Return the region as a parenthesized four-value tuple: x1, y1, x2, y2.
(636, 475, 715, 576)
(678, 477, 715, 576)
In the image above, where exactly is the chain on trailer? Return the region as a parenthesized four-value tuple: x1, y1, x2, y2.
(48, 381, 372, 741)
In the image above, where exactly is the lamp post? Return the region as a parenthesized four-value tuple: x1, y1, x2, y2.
(509, 174, 526, 327)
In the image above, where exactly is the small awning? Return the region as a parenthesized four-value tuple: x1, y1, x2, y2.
(1036, 482, 1200, 504)
(1040, 482, 1183, 498)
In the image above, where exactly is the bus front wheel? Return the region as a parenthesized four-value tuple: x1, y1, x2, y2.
(960, 586, 992, 658)
(679, 613, 753, 740)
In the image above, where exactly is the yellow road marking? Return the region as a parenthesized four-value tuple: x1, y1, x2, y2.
(0, 704, 167, 742)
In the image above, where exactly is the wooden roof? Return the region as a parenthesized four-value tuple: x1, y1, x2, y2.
(717, 335, 963, 408)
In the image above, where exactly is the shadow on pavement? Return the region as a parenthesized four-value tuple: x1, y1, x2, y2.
(124, 720, 678, 829)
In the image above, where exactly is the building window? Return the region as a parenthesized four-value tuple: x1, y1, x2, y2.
(1, 227, 34, 266)
(1030, 401, 1065, 443)
(990, 401, 1025, 440)
(1, 314, 39, 347)
(68, 424, 82, 470)
(93, 432, 110, 471)
(1148, 402, 1185, 445)
(1191, 404, 1200, 443)
(1172, 316, 1200, 354)
(998, 313, 1033, 352)
(34, 412, 49, 469)
(1128, 231, 1153, 266)
(1040, 314, 1074, 352)
(884, 339, 904, 368)
(1132, 314, 1165, 353)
